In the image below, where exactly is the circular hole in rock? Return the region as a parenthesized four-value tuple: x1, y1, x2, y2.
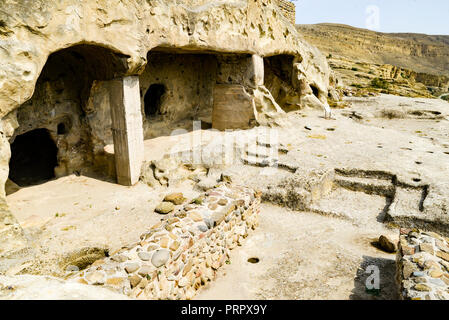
(413, 178, 421, 183)
(444, 152, 449, 155)
(247, 257, 260, 264)
(415, 161, 423, 165)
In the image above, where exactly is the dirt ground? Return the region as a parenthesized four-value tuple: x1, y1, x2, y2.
(4, 94, 449, 299)
(196, 203, 398, 300)
(7, 174, 201, 276)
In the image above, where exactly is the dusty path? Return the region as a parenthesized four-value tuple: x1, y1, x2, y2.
(196, 203, 398, 300)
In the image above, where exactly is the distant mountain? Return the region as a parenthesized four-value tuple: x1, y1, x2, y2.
(297, 23, 449, 77)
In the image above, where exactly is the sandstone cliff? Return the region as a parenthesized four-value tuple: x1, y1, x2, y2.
(297, 23, 449, 77)
(0, 0, 334, 271)
(297, 23, 449, 99)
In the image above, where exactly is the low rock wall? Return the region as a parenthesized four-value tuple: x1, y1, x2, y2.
(396, 228, 449, 300)
(71, 183, 260, 300)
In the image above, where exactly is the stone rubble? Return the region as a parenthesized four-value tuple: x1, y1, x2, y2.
(396, 228, 449, 300)
(70, 183, 260, 300)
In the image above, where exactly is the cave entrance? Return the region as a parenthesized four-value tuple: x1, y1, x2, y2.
(9, 129, 58, 187)
(12, 44, 134, 184)
(144, 84, 166, 118)
(141, 49, 261, 138)
(140, 49, 220, 139)
(263, 54, 297, 112)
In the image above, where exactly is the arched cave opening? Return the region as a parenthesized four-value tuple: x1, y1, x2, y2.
(38, 44, 130, 111)
(11, 44, 130, 181)
(144, 84, 166, 117)
(9, 129, 58, 187)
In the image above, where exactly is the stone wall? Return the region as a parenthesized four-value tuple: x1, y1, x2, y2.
(396, 228, 449, 300)
(71, 183, 260, 300)
(275, 0, 296, 25)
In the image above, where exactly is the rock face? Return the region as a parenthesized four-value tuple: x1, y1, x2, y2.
(275, 0, 296, 25)
(297, 23, 449, 77)
(326, 56, 448, 99)
(298, 24, 449, 99)
(0, 0, 334, 262)
(0, 0, 333, 118)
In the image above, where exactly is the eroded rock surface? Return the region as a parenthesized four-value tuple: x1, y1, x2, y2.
(0, 0, 334, 265)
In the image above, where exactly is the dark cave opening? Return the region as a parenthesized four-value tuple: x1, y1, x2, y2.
(144, 84, 166, 117)
(310, 85, 320, 98)
(57, 122, 67, 135)
(9, 129, 58, 187)
(264, 55, 294, 83)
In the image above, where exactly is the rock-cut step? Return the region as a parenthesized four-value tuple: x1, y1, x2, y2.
(334, 174, 395, 197)
(241, 141, 279, 168)
(241, 154, 278, 168)
(245, 144, 275, 159)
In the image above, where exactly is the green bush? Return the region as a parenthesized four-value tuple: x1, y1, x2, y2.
(370, 78, 389, 90)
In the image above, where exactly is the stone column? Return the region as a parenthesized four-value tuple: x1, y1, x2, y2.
(109, 76, 144, 186)
(248, 54, 264, 87)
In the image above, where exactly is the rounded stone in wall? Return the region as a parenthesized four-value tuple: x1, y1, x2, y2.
(151, 249, 170, 268)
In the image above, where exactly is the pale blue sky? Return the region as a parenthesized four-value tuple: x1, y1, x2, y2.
(293, 0, 449, 35)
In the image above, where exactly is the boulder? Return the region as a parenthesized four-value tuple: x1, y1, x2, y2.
(163, 193, 186, 205)
(155, 202, 175, 214)
(378, 235, 397, 253)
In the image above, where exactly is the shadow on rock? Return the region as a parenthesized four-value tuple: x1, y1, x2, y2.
(350, 255, 399, 300)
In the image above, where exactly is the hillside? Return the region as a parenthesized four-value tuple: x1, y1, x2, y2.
(297, 23, 449, 77)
